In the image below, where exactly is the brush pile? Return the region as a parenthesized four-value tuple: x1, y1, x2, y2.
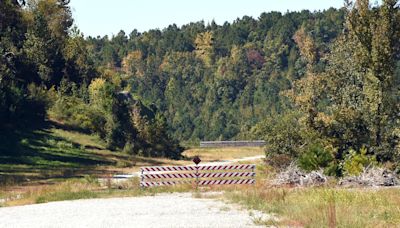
(272, 164, 327, 186)
(339, 167, 399, 187)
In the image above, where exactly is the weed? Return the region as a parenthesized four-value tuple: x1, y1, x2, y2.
(35, 190, 98, 204)
(220, 206, 231, 211)
(84, 175, 99, 185)
(116, 160, 133, 168)
(20, 138, 29, 146)
(326, 194, 336, 228)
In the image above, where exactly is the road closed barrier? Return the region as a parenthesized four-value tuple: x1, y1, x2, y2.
(140, 164, 256, 187)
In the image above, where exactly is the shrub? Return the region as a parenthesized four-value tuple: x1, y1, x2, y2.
(84, 175, 99, 185)
(122, 141, 135, 154)
(298, 143, 334, 172)
(252, 111, 304, 159)
(342, 146, 377, 176)
(115, 160, 132, 168)
(265, 154, 293, 170)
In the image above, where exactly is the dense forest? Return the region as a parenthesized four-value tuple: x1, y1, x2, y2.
(87, 8, 345, 142)
(1, 0, 400, 175)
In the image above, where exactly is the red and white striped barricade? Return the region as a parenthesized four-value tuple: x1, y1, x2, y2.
(140, 164, 256, 187)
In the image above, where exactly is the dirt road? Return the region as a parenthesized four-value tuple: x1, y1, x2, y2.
(0, 193, 269, 228)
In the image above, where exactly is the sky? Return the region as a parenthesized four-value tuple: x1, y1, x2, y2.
(69, 0, 345, 37)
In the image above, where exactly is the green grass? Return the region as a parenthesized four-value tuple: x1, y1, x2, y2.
(35, 190, 99, 204)
(0, 121, 133, 186)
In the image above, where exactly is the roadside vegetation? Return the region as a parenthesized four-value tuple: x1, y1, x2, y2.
(225, 185, 400, 227)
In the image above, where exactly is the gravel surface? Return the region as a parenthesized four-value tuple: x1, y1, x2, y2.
(0, 193, 269, 228)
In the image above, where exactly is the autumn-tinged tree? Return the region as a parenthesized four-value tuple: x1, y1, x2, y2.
(345, 0, 400, 160)
(288, 0, 400, 162)
(194, 31, 214, 66)
(122, 50, 144, 76)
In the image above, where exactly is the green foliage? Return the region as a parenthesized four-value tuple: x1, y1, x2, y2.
(265, 154, 293, 170)
(251, 111, 304, 158)
(342, 146, 377, 176)
(273, 0, 400, 175)
(298, 143, 334, 172)
(1, 0, 182, 160)
(88, 9, 345, 142)
(48, 76, 182, 159)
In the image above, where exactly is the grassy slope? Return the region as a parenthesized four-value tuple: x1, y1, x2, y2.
(0, 121, 135, 186)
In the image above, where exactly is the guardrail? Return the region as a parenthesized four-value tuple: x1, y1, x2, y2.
(140, 164, 256, 187)
(200, 140, 266, 148)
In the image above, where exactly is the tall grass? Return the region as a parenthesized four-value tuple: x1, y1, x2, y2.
(1, 176, 197, 207)
(225, 186, 400, 227)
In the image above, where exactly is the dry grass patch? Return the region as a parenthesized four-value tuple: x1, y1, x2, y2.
(224, 185, 400, 227)
(222, 164, 400, 227)
(0, 176, 198, 207)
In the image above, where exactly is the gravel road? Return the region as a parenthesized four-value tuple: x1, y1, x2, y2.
(0, 193, 269, 228)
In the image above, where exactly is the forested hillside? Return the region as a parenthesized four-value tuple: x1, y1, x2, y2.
(87, 9, 345, 142)
(1, 0, 400, 175)
(0, 0, 182, 159)
(86, 0, 400, 174)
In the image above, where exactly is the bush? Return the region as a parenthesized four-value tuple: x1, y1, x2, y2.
(298, 143, 334, 172)
(252, 111, 304, 158)
(122, 141, 136, 154)
(265, 154, 293, 170)
(342, 146, 377, 176)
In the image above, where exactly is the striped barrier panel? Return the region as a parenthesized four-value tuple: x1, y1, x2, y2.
(140, 164, 256, 187)
(141, 164, 255, 172)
